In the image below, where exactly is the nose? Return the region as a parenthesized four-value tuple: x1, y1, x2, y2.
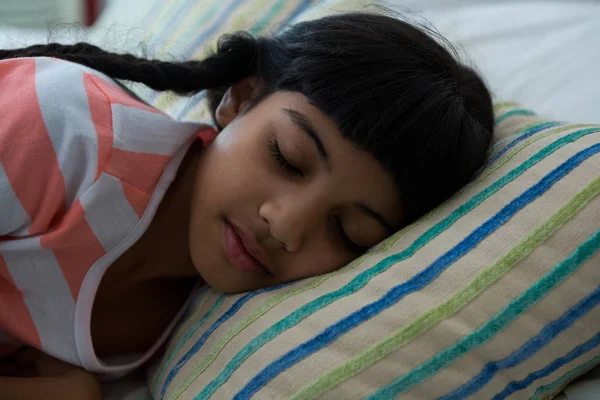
(259, 191, 322, 252)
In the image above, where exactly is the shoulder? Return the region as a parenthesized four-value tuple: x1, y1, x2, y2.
(0, 57, 154, 236)
(0, 56, 160, 128)
(0, 57, 213, 236)
(0, 56, 122, 148)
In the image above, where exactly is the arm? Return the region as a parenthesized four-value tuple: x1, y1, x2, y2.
(0, 373, 101, 400)
(0, 349, 101, 400)
(0, 57, 62, 238)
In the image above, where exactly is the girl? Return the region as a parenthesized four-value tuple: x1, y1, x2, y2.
(0, 12, 493, 399)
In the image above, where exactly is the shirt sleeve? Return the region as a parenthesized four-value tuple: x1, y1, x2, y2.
(0, 57, 113, 237)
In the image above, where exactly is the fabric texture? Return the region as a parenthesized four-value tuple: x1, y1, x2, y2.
(102, 0, 599, 398)
(120, 0, 371, 124)
(149, 101, 600, 400)
(0, 57, 213, 374)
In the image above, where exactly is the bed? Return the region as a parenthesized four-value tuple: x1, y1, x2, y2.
(1, 0, 598, 399)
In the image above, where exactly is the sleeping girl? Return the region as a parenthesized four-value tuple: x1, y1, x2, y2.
(0, 12, 493, 399)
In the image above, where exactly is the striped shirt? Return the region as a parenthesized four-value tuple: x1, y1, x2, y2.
(0, 57, 215, 374)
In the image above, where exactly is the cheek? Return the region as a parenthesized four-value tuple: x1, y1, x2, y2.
(285, 241, 354, 281)
(222, 135, 273, 185)
(201, 146, 269, 207)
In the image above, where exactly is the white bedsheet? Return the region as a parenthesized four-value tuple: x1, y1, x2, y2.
(417, 1, 600, 123)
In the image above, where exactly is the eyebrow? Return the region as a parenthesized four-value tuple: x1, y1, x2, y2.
(282, 108, 331, 171)
(281, 108, 395, 236)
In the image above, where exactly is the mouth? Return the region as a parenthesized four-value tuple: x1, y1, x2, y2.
(223, 219, 270, 274)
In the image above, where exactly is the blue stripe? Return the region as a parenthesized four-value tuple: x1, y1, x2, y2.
(439, 286, 600, 400)
(368, 229, 600, 400)
(487, 122, 562, 166)
(177, 92, 207, 121)
(183, 0, 249, 59)
(232, 144, 600, 400)
(189, 284, 210, 309)
(159, 282, 292, 400)
(191, 128, 597, 399)
(531, 355, 600, 399)
(147, 0, 246, 104)
(248, 0, 313, 35)
(172, 0, 231, 53)
(491, 121, 559, 151)
(151, 0, 215, 48)
(139, 0, 172, 29)
(492, 121, 559, 150)
(492, 332, 600, 400)
(153, 292, 227, 398)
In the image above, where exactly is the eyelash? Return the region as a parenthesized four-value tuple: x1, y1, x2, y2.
(269, 137, 304, 177)
(268, 137, 366, 254)
(334, 216, 368, 254)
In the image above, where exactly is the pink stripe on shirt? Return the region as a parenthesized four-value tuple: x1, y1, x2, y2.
(84, 73, 114, 181)
(0, 254, 42, 349)
(40, 200, 106, 300)
(0, 58, 67, 234)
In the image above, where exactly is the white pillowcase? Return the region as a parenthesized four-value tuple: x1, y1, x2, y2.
(382, 0, 600, 123)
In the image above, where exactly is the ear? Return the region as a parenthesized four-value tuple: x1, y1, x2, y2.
(215, 76, 258, 128)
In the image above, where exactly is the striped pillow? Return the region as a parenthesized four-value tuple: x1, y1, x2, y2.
(148, 101, 600, 400)
(126, 0, 373, 122)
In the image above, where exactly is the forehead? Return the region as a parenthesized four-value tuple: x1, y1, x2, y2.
(259, 91, 404, 227)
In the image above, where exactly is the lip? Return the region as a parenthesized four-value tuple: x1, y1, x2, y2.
(223, 219, 270, 274)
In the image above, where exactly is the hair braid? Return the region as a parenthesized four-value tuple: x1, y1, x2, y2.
(0, 33, 258, 94)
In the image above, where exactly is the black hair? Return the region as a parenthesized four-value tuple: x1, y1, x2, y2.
(0, 12, 493, 225)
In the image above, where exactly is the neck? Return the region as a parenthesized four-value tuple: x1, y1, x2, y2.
(128, 142, 204, 283)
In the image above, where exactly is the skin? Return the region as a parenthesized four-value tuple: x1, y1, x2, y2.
(189, 82, 404, 293)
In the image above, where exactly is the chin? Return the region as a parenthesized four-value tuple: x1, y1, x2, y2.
(192, 259, 248, 294)
(206, 279, 255, 294)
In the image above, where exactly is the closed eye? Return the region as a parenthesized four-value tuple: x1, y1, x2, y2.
(334, 215, 369, 254)
(269, 137, 304, 177)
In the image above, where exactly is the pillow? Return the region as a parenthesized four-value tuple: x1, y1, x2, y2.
(417, 1, 600, 124)
(118, 0, 600, 127)
(148, 97, 600, 400)
(114, 0, 372, 123)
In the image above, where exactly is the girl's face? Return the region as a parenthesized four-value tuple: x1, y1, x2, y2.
(189, 89, 403, 293)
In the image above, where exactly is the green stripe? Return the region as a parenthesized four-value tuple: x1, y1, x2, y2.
(248, 0, 295, 35)
(493, 101, 520, 112)
(152, 294, 228, 396)
(166, 0, 232, 50)
(172, 247, 388, 398)
(172, 291, 212, 343)
(376, 122, 576, 253)
(495, 109, 537, 125)
(154, 0, 309, 116)
(178, 264, 356, 392)
(483, 126, 599, 181)
(292, 176, 600, 400)
(492, 121, 556, 151)
(172, 127, 599, 399)
(378, 125, 599, 253)
(150, 290, 213, 390)
(174, 218, 426, 391)
(369, 226, 600, 399)
(531, 356, 600, 400)
(144, 2, 182, 42)
(152, 0, 286, 112)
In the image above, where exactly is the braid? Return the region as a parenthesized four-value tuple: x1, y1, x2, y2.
(0, 33, 258, 95)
